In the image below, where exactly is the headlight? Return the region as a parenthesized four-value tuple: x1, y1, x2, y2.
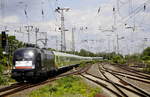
(28, 51, 34, 57)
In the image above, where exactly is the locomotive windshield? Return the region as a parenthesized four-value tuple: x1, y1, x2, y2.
(14, 49, 35, 61)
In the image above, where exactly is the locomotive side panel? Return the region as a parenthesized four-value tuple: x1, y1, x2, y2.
(44, 50, 56, 71)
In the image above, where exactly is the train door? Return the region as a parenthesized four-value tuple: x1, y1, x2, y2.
(40, 50, 46, 71)
(36, 53, 41, 70)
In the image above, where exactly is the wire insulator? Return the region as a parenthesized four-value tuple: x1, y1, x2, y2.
(113, 7, 115, 12)
(144, 4, 146, 11)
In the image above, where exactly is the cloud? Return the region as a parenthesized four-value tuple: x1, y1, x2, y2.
(0, 15, 20, 32)
(1, 0, 150, 53)
(65, 4, 114, 32)
(2, 15, 20, 23)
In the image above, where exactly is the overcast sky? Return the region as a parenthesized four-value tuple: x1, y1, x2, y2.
(0, 0, 150, 54)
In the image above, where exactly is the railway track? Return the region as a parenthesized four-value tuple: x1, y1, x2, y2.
(99, 65, 150, 96)
(0, 77, 57, 97)
(81, 73, 149, 97)
(114, 64, 150, 78)
(101, 66, 150, 84)
(103, 68, 150, 80)
(0, 83, 25, 93)
(0, 64, 91, 97)
(80, 63, 150, 97)
(98, 65, 128, 97)
(80, 74, 122, 97)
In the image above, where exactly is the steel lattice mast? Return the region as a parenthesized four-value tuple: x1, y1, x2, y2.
(55, 7, 69, 51)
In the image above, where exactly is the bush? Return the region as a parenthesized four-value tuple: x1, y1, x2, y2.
(0, 65, 4, 73)
(0, 65, 8, 85)
(141, 56, 150, 61)
(112, 55, 125, 64)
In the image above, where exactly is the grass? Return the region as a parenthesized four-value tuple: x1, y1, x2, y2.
(79, 61, 96, 67)
(29, 75, 101, 97)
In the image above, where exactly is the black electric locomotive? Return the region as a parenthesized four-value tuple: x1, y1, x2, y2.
(11, 47, 56, 82)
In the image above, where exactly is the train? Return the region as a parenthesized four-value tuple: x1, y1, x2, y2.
(92, 57, 103, 61)
(11, 47, 94, 82)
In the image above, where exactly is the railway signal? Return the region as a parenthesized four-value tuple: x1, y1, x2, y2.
(1, 31, 7, 49)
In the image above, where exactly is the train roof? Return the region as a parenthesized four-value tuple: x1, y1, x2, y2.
(52, 51, 93, 60)
(52, 51, 81, 58)
(14, 47, 41, 52)
(92, 57, 103, 59)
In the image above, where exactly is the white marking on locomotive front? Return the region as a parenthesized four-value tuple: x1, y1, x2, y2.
(15, 61, 33, 67)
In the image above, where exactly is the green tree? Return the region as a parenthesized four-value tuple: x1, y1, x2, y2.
(112, 54, 125, 64)
(142, 47, 150, 56)
(79, 49, 95, 57)
(141, 47, 150, 60)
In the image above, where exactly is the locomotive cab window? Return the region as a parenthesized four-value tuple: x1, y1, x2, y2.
(14, 51, 34, 61)
(13, 48, 36, 68)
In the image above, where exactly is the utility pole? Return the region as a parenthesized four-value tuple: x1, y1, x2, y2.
(106, 35, 111, 53)
(72, 27, 75, 52)
(143, 38, 148, 50)
(55, 7, 70, 51)
(40, 32, 48, 48)
(24, 25, 33, 43)
(35, 27, 39, 47)
(35, 30, 48, 48)
(0, 0, 6, 31)
(112, 7, 120, 54)
(116, 33, 119, 54)
(44, 32, 48, 48)
(55, 36, 59, 50)
(50, 36, 59, 50)
(0, 0, 4, 21)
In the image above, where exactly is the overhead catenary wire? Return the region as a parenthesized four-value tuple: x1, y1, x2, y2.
(48, 0, 60, 31)
(118, 0, 129, 5)
(105, 0, 150, 34)
(119, 0, 150, 24)
(102, 0, 150, 31)
(138, 3, 147, 28)
(124, 2, 149, 31)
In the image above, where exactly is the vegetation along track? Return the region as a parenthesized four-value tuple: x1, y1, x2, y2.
(0, 64, 92, 97)
(99, 64, 150, 97)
